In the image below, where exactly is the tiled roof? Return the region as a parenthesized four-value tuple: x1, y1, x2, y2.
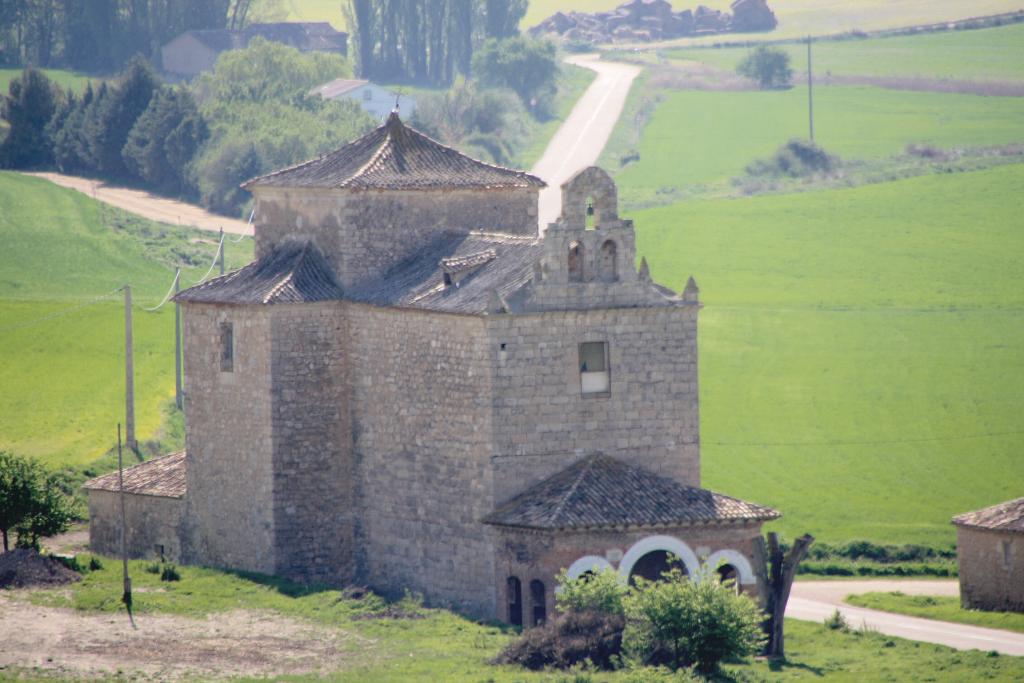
(180, 29, 243, 52)
(315, 78, 370, 99)
(243, 112, 545, 191)
(84, 451, 186, 499)
(484, 454, 780, 530)
(953, 497, 1024, 534)
(346, 231, 540, 314)
(244, 22, 347, 51)
(176, 241, 343, 305)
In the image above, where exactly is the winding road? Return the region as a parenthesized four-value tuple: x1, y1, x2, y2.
(531, 54, 641, 229)
(789, 580, 1024, 656)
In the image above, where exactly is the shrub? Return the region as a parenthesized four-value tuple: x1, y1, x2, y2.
(145, 562, 161, 574)
(736, 45, 792, 89)
(622, 568, 764, 674)
(88, 556, 103, 571)
(471, 36, 559, 115)
(746, 139, 838, 179)
(824, 608, 849, 631)
(556, 567, 628, 616)
(495, 609, 625, 670)
(160, 564, 181, 582)
(0, 451, 76, 552)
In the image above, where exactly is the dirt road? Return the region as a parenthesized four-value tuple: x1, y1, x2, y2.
(789, 579, 1024, 656)
(0, 591, 365, 680)
(24, 172, 253, 236)
(531, 55, 642, 229)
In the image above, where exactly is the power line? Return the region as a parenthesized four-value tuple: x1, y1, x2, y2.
(141, 269, 180, 312)
(705, 429, 1024, 448)
(0, 287, 123, 336)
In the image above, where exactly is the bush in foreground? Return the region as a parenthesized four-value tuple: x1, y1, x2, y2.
(495, 609, 625, 670)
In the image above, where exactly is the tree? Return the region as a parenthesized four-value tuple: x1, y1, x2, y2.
(0, 67, 60, 169)
(755, 532, 814, 658)
(84, 56, 161, 178)
(0, 452, 74, 552)
(623, 566, 765, 674)
(50, 81, 94, 173)
(555, 567, 628, 616)
(123, 87, 208, 195)
(471, 36, 558, 114)
(484, 0, 527, 39)
(737, 45, 793, 89)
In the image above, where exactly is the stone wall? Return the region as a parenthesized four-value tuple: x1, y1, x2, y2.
(88, 490, 184, 561)
(346, 302, 498, 616)
(493, 523, 767, 625)
(957, 526, 1024, 612)
(269, 303, 354, 584)
(487, 304, 700, 503)
(253, 187, 539, 290)
(181, 303, 277, 574)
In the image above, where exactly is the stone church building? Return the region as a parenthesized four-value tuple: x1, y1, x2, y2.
(86, 113, 780, 623)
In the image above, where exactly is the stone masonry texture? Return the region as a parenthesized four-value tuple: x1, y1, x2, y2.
(957, 526, 1023, 612)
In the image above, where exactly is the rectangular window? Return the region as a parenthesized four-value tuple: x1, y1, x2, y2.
(219, 322, 233, 373)
(579, 341, 609, 396)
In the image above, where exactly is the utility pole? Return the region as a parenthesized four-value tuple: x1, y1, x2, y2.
(118, 423, 135, 628)
(807, 35, 815, 144)
(219, 228, 225, 276)
(174, 268, 183, 410)
(124, 285, 137, 452)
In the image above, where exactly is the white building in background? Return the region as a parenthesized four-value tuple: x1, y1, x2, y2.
(312, 79, 417, 121)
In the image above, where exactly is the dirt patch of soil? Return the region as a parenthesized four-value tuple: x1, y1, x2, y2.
(0, 592, 370, 681)
(0, 549, 81, 589)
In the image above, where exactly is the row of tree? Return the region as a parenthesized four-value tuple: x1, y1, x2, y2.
(344, 0, 528, 85)
(0, 0, 278, 72)
(1, 58, 207, 197)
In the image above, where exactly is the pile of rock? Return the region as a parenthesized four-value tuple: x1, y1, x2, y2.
(530, 0, 776, 44)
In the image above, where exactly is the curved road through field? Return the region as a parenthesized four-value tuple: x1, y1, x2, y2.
(531, 54, 641, 229)
(790, 580, 1024, 655)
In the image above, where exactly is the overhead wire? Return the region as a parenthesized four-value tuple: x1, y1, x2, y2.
(0, 286, 124, 336)
(141, 269, 180, 312)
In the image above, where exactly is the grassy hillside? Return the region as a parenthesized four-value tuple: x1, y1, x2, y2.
(0, 172, 251, 466)
(0, 68, 98, 95)
(667, 23, 1024, 82)
(608, 84, 1024, 207)
(632, 164, 1024, 548)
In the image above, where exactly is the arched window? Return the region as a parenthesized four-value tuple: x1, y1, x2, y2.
(598, 240, 618, 282)
(717, 564, 740, 593)
(507, 576, 523, 626)
(585, 196, 596, 229)
(530, 579, 547, 626)
(568, 241, 584, 282)
(628, 550, 687, 585)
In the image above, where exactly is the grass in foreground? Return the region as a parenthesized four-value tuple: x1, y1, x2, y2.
(667, 22, 1024, 83)
(846, 592, 1024, 635)
(632, 164, 1024, 549)
(20, 556, 1024, 681)
(0, 172, 252, 466)
(610, 84, 1024, 208)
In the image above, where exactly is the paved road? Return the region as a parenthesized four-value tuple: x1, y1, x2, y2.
(24, 172, 252, 236)
(531, 54, 642, 230)
(789, 580, 1024, 656)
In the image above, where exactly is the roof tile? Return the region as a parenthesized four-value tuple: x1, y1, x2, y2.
(953, 497, 1024, 534)
(84, 451, 186, 499)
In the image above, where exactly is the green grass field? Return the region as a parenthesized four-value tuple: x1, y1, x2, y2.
(19, 556, 1024, 681)
(0, 68, 99, 95)
(0, 172, 251, 466)
(631, 163, 1024, 549)
(846, 592, 1024, 634)
(607, 84, 1024, 207)
(667, 23, 1024, 83)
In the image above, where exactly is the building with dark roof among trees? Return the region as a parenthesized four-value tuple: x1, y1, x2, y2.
(953, 498, 1024, 612)
(85, 113, 779, 624)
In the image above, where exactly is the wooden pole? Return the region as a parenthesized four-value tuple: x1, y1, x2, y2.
(124, 285, 137, 452)
(174, 269, 183, 410)
(807, 35, 814, 144)
(117, 423, 135, 628)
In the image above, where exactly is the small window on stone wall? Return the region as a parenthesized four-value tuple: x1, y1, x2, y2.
(219, 322, 233, 373)
(579, 341, 609, 396)
(530, 579, 547, 626)
(586, 197, 596, 230)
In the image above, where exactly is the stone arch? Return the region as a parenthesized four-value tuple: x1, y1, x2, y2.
(560, 166, 619, 229)
(565, 555, 614, 580)
(568, 240, 584, 282)
(704, 549, 756, 585)
(618, 535, 700, 582)
(598, 239, 618, 282)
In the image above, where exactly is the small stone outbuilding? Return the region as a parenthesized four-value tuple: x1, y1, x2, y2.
(84, 451, 186, 563)
(952, 497, 1024, 612)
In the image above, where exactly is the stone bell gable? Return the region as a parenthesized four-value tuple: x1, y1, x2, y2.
(242, 112, 545, 291)
(527, 166, 683, 312)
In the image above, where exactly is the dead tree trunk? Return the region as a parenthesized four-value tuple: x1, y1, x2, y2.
(753, 531, 814, 659)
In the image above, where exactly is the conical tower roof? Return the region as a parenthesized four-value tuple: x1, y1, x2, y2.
(243, 112, 545, 191)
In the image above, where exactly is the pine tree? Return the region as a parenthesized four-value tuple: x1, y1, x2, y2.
(85, 56, 161, 179)
(0, 68, 60, 169)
